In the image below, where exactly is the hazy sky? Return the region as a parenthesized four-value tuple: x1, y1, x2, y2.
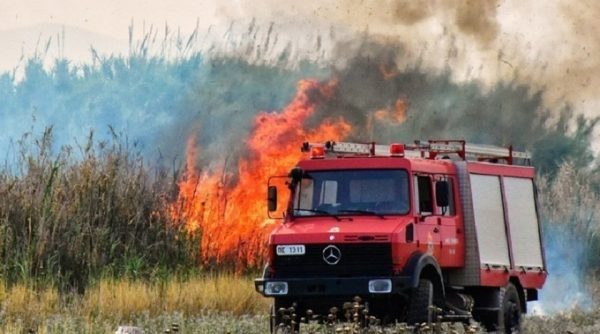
(0, 0, 223, 37)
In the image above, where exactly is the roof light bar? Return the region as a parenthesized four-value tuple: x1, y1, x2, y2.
(389, 143, 405, 156)
(310, 145, 325, 159)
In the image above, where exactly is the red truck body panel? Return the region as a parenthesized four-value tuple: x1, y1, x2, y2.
(279, 154, 546, 290)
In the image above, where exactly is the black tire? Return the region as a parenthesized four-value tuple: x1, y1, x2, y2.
(480, 283, 522, 333)
(407, 279, 434, 325)
(499, 283, 522, 333)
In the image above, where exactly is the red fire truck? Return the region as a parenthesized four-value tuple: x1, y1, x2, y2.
(255, 140, 547, 333)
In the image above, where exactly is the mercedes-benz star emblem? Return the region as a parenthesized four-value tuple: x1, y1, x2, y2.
(322, 245, 341, 265)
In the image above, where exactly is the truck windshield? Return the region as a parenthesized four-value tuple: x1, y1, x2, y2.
(292, 169, 410, 217)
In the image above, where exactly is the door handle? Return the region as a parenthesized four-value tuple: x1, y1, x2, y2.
(433, 227, 440, 233)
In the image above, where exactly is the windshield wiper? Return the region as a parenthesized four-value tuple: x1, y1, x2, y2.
(337, 209, 386, 219)
(293, 208, 341, 221)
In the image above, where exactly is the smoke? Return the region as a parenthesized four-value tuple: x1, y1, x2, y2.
(534, 162, 600, 313)
(533, 223, 593, 314)
(296, 38, 593, 176)
(390, 1, 434, 25)
(388, 0, 500, 46)
(218, 0, 600, 124)
(0, 50, 329, 165)
(452, 0, 499, 45)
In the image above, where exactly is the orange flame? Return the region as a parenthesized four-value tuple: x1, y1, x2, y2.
(367, 98, 407, 138)
(171, 79, 351, 269)
(373, 98, 407, 124)
(393, 98, 407, 123)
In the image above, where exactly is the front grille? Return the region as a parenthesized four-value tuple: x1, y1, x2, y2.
(272, 243, 392, 278)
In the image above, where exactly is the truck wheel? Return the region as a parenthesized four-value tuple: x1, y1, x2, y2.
(407, 279, 434, 325)
(480, 283, 522, 333)
(499, 283, 522, 333)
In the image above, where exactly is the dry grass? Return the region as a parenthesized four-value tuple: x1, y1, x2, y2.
(82, 274, 268, 318)
(0, 274, 270, 332)
(523, 308, 600, 334)
(0, 274, 598, 333)
(0, 274, 269, 318)
(2, 283, 59, 320)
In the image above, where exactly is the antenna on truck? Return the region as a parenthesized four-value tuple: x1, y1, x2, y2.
(301, 140, 531, 165)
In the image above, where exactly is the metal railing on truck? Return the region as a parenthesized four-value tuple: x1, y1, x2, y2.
(301, 140, 531, 165)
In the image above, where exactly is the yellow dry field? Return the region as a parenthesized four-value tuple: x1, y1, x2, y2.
(0, 275, 271, 333)
(0, 275, 598, 333)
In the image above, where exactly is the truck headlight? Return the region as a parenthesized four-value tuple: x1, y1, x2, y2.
(265, 281, 288, 295)
(368, 279, 392, 293)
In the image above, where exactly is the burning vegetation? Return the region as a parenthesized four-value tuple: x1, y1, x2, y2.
(171, 79, 351, 268)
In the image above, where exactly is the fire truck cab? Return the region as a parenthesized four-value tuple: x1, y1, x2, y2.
(255, 140, 547, 333)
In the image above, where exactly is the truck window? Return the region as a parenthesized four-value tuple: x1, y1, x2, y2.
(320, 180, 338, 204)
(292, 169, 410, 216)
(436, 177, 456, 216)
(349, 178, 394, 203)
(414, 175, 433, 215)
(296, 178, 314, 211)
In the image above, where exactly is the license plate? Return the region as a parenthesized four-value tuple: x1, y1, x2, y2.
(276, 245, 306, 256)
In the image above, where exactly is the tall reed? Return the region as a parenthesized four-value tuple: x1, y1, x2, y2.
(0, 128, 198, 291)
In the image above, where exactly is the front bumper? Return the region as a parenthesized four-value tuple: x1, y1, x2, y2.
(255, 276, 412, 297)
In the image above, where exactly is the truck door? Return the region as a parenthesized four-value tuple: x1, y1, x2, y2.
(413, 174, 441, 257)
(433, 176, 462, 267)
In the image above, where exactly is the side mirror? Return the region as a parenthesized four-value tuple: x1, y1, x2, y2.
(435, 180, 449, 207)
(268, 186, 278, 212)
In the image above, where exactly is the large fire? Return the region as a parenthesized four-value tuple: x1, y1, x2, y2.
(171, 79, 351, 269)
